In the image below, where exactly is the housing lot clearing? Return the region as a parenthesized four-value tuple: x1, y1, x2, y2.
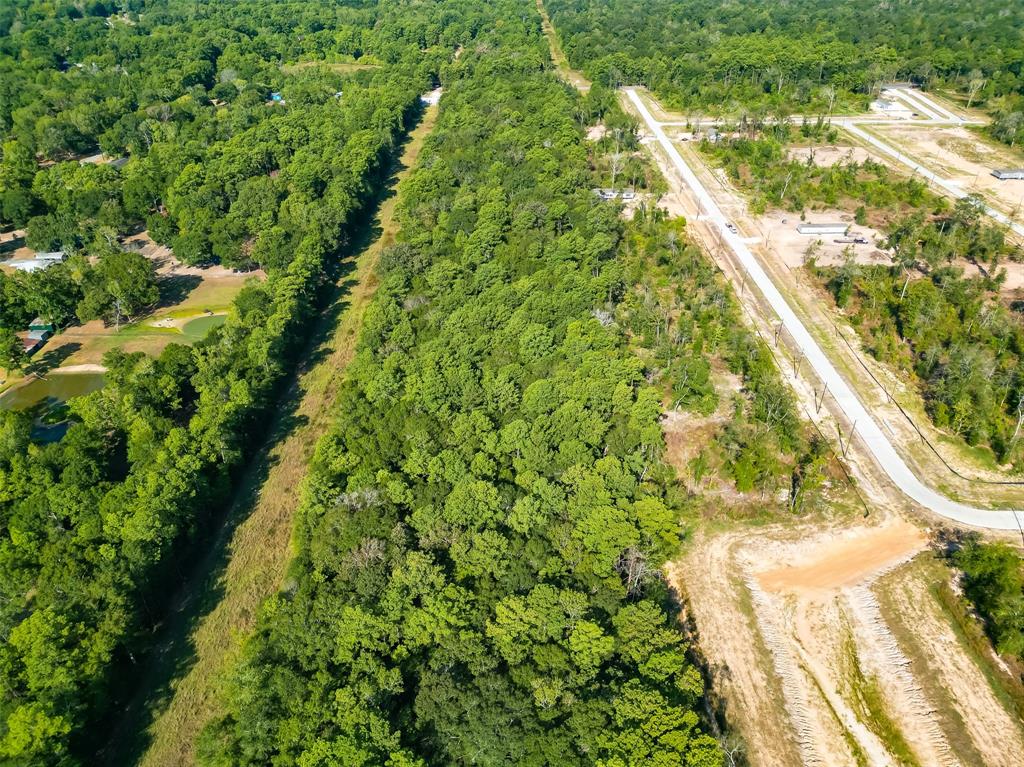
(673, 519, 1024, 767)
(629, 80, 1024, 766)
(628, 86, 1024, 508)
(788, 144, 873, 168)
(28, 233, 260, 370)
(865, 123, 1024, 223)
(759, 209, 890, 268)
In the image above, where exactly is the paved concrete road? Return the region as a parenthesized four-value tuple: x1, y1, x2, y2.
(625, 87, 1024, 531)
(838, 122, 1024, 238)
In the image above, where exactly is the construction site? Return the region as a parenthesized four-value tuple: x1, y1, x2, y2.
(621, 84, 1024, 766)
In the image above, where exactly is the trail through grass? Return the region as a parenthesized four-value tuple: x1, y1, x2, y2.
(97, 100, 440, 767)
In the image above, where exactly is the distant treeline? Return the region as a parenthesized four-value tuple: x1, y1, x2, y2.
(545, 0, 1024, 145)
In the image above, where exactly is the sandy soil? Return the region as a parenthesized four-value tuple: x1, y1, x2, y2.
(759, 209, 891, 268)
(148, 311, 225, 331)
(957, 258, 1024, 291)
(121, 231, 264, 280)
(871, 124, 1024, 221)
(676, 518, 1024, 767)
(757, 520, 925, 595)
(788, 145, 873, 168)
(877, 559, 1024, 767)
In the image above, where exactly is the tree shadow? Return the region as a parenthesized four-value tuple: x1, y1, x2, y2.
(93, 102, 427, 767)
(26, 342, 82, 376)
(157, 274, 202, 309)
(0, 234, 24, 256)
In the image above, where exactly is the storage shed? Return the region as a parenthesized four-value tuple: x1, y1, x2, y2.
(797, 223, 849, 235)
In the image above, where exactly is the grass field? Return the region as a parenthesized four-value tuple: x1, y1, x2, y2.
(281, 58, 381, 75)
(536, 0, 590, 92)
(96, 98, 441, 767)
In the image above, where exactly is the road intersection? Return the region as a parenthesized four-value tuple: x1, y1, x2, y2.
(625, 87, 1024, 532)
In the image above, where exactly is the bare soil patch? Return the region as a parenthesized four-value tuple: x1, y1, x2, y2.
(760, 209, 891, 269)
(788, 145, 873, 168)
(872, 123, 1024, 220)
(757, 520, 925, 595)
(677, 518, 1022, 767)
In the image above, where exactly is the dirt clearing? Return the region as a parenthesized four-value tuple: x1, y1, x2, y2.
(676, 519, 1024, 767)
(757, 520, 925, 594)
(759, 209, 890, 268)
(869, 123, 1024, 222)
(788, 144, 873, 168)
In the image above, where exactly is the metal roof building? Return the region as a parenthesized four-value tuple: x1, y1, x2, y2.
(797, 223, 849, 235)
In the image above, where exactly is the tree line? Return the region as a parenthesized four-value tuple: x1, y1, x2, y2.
(544, 0, 1024, 146)
(0, 0, 494, 763)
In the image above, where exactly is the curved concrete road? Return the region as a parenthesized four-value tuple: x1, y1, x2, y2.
(625, 87, 1024, 531)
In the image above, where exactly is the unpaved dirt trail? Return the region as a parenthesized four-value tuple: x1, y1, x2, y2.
(669, 539, 804, 767)
(101, 99, 443, 767)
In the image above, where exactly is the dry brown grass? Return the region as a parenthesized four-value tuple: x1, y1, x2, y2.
(536, 0, 590, 92)
(281, 59, 381, 75)
(99, 102, 440, 767)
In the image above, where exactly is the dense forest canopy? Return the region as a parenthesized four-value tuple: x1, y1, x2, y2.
(0, 1, 496, 764)
(545, 0, 1024, 143)
(197, 6, 728, 765)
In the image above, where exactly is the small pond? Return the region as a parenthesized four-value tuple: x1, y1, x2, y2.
(0, 371, 106, 411)
(181, 313, 227, 342)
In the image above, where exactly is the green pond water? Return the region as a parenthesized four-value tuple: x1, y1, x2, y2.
(181, 313, 227, 342)
(0, 372, 106, 411)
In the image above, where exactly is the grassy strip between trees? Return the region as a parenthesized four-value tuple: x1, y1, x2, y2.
(103, 96, 443, 767)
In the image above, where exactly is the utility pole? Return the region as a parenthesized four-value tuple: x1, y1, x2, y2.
(842, 419, 857, 457)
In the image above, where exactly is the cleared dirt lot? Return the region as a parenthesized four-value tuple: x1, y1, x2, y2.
(788, 144, 874, 168)
(867, 123, 1024, 222)
(759, 209, 890, 268)
(673, 517, 1024, 767)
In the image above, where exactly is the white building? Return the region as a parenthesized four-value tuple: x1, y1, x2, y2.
(8, 251, 66, 273)
(797, 223, 848, 235)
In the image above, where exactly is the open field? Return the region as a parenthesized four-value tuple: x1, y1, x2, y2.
(788, 144, 874, 168)
(673, 517, 1024, 767)
(281, 58, 381, 75)
(98, 97, 441, 767)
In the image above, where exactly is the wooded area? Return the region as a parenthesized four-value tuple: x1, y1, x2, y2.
(545, 0, 1024, 146)
(2, 1, 1023, 765)
(0, 1, 474, 763)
